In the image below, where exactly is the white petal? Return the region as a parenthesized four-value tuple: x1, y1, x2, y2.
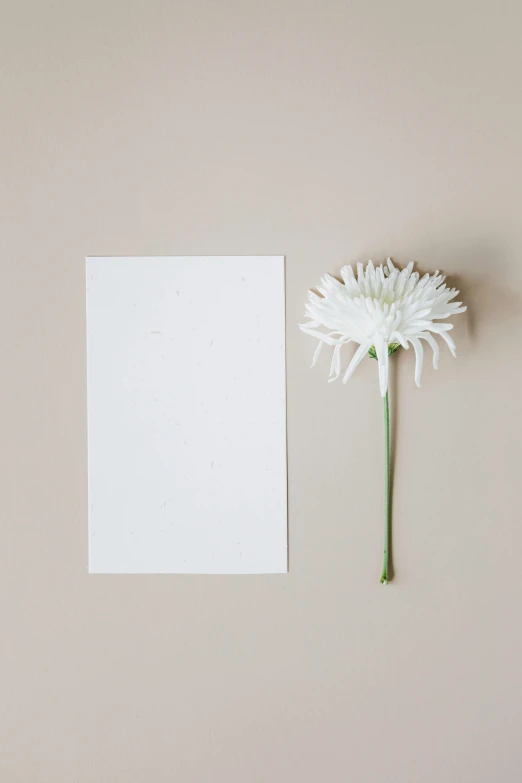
(391, 330, 409, 350)
(342, 343, 370, 384)
(311, 340, 324, 368)
(374, 335, 389, 397)
(340, 265, 355, 285)
(420, 332, 439, 369)
(307, 291, 323, 305)
(365, 297, 376, 314)
(299, 327, 344, 345)
(410, 336, 424, 387)
(328, 343, 341, 381)
(439, 329, 457, 357)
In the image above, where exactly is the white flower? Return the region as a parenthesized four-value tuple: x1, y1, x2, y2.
(300, 258, 467, 397)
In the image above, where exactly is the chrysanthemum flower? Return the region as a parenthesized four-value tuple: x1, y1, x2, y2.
(300, 258, 467, 585)
(300, 258, 466, 397)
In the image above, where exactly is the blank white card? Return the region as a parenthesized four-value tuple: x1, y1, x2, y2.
(86, 257, 287, 574)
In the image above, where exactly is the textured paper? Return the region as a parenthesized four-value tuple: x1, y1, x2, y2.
(86, 256, 287, 574)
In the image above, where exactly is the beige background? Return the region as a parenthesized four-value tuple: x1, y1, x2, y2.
(1, 1, 522, 781)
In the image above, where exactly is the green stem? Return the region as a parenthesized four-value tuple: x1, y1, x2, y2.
(380, 390, 391, 585)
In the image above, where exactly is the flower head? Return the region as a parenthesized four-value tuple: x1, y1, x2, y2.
(300, 258, 466, 396)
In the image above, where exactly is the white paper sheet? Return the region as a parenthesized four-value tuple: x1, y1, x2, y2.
(86, 256, 287, 574)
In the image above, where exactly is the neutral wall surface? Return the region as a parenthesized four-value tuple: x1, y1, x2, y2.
(1, 2, 522, 781)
